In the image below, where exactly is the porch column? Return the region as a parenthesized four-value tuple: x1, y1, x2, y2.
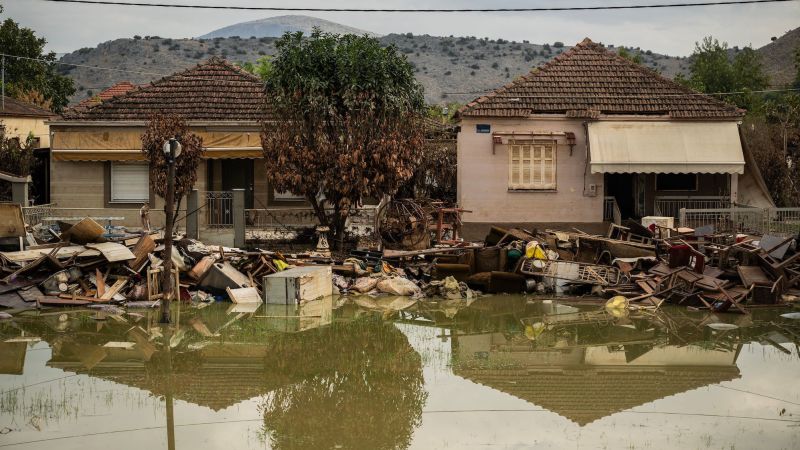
(186, 189, 199, 239)
(730, 173, 739, 206)
(11, 178, 29, 206)
(233, 188, 245, 248)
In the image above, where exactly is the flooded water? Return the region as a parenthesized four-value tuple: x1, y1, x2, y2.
(1, 296, 799, 449)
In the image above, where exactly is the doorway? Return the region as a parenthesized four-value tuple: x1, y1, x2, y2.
(605, 173, 637, 220)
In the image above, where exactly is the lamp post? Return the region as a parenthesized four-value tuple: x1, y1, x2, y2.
(160, 137, 182, 324)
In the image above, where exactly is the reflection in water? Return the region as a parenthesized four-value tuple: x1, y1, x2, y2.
(0, 295, 798, 448)
(260, 317, 426, 450)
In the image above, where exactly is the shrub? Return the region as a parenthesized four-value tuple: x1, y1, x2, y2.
(553, 41, 564, 48)
(444, 71, 451, 76)
(133, 35, 141, 40)
(491, 62, 499, 69)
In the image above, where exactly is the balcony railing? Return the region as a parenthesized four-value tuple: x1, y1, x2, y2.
(654, 196, 731, 219)
(205, 191, 234, 228)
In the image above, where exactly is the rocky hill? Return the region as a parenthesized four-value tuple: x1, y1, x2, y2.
(199, 15, 378, 39)
(60, 33, 690, 106)
(758, 27, 800, 86)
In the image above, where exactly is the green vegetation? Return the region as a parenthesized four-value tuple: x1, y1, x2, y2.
(0, 6, 75, 112)
(260, 30, 425, 248)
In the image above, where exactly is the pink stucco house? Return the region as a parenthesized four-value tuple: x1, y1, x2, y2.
(456, 38, 772, 233)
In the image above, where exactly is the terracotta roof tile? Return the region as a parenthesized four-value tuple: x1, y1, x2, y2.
(64, 57, 268, 121)
(459, 38, 743, 119)
(76, 81, 138, 109)
(0, 96, 57, 118)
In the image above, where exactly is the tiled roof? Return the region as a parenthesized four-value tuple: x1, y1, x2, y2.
(0, 96, 57, 118)
(76, 81, 138, 108)
(459, 38, 744, 119)
(456, 365, 740, 426)
(63, 57, 268, 121)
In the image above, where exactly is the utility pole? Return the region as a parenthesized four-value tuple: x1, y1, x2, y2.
(160, 137, 181, 324)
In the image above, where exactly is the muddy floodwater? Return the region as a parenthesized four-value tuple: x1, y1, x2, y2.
(1, 296, 799, 449)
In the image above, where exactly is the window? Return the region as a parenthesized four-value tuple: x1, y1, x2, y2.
(508, 140, 556, 190)
(110, 163, 149, 202)
(656, 174, 698, 191)
(273, 189, 305, 202)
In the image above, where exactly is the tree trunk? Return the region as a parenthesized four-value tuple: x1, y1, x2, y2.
(160, 147, 176, 324)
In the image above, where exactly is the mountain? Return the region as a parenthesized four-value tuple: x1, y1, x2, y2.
(59, 33, 690, 106)
(757, 27, 800, 86)
(198, 15, 377, 39)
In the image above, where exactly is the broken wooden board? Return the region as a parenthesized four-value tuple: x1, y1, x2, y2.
(127, 235, 155, 270)
(0, 246, 101, 264)
(38, 297, 92, 307)
(100, 278, 128, 300)
(738, 265, 772, 287)
(60, 217, 105, 244)
(0, 204, 26, 238)
(86, 243, 136, 263)
(17, 286, 44, 303)
(226, 286, 262, 304)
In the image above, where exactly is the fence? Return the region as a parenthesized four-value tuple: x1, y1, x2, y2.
(679, 206, 800, 235)
(22, 203, 57, 226)
(654, 196, 730, 219)
(205, 191, 234, 228)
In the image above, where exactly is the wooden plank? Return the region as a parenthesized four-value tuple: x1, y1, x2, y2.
(100, 278, 127, 300)
(17, 286, 44, 303)
(39, 297, 92, 306)
(226, 286, 262, 304)
(95, 268, 106, 297)
(60, 217, 106, 244)
(0, 204, 26, 238)
(738, 265, 772, 287)
(86, 243, 136, 262)
(127, 234, 155, 270)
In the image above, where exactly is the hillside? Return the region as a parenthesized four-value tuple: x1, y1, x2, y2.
(199, 15, 377, 39)
(757, 27, 800, 86)
(60, 33, 690, 106)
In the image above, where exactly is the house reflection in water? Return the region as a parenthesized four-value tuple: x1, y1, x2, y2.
(449, 301, 743, 426)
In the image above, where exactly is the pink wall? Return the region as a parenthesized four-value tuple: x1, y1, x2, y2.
(457, 117, 604, 223)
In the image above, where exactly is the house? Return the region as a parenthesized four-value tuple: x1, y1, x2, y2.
(0, 96, 58, 204)
(72, 81, 138, 112)
(456, 38, 773, 233)
(48, 57, 283, 232)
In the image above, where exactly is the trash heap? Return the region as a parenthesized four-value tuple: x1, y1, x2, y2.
(383, 221, 799, 314)
(0, 216, 326, 312)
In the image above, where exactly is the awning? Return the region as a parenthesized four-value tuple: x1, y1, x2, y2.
(588, 121, 745, 174)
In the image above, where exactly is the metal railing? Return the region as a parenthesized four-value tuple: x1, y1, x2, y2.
(22, 203, 57, 226)
(654, 196, 730, 218)
(205, 191, 234, 228)
(245, 205, 379, 234)
(679, 207, 800, 235)
(603, 196, 621, 224)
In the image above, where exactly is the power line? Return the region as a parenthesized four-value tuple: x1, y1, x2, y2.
(35, 0, 799, 12)
(2, 51, 797, 101)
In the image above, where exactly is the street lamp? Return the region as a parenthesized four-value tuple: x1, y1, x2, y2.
(160, 137, 182, 324)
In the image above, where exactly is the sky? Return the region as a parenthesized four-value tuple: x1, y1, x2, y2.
(1, 0, 799, 56)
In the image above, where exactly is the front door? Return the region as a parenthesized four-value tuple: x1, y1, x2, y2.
(221, 159, 255, 209)
(606, 173, 636, 220)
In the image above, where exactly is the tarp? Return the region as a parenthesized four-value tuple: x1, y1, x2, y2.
(588, 121, 745, 174)
(51, 129, 263, 161)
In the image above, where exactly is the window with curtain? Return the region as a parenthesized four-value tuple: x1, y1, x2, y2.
(110, 163, 149, 202)
(508, 140, 556, 190)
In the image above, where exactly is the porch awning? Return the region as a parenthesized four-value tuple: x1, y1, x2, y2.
(588, 121, 745, 174)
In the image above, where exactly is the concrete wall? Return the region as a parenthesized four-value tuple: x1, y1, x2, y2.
(49, 158, 202, 229)
(1, 116, 50, 147)
(457, 117, 604, 224)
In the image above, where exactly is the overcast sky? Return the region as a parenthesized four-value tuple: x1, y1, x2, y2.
(2, 0, 798, 56)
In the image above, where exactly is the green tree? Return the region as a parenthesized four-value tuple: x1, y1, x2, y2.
(0, 14, 75, 112)
(260, 30, 426, 248)
(678, 37, 770, 111)
(237, 55, 273, 81)
(617, 47, 643, 64)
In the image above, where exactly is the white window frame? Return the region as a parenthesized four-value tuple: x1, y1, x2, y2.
(508, 140, 557, 190)
(110, 162, 150, 203)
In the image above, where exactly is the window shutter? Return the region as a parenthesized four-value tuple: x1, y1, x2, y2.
(508, 141, 557, 190)
(111, 163, 149, 202)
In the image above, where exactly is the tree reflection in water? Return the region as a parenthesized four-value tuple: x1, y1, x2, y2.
(259, 317, 426, 450)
